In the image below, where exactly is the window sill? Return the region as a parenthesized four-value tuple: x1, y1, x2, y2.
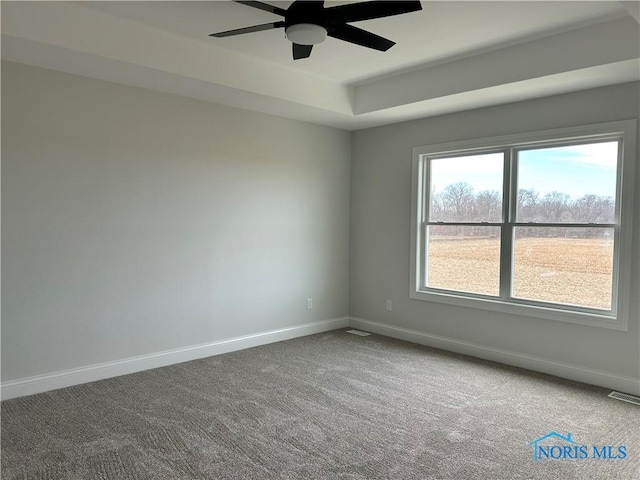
(409, 289, 627, 331)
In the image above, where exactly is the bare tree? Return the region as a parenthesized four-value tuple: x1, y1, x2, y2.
(475, 190, 501, 222)
(429, 190, 444, 221)
(432, 183, 614, 239)
(441, 182, 475, 221)
(517, 189, 540, 222)
(574, 194, 615, 223)
(540, 191, 571, 223)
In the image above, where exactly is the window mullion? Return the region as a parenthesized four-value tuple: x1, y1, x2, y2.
(417, 158, 427, 289)
(499, 148, 515, 299)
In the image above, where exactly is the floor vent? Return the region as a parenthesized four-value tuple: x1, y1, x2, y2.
(608, 391, 640, 405)
(346, 330, 371, 337)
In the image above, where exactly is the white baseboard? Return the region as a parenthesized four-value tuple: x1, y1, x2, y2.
(1, 317, 349, 401)
(4, 316, 637, 401)
(349, 317, 640, 396)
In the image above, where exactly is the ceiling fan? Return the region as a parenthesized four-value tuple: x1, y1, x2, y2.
(209, 1, 423, 60)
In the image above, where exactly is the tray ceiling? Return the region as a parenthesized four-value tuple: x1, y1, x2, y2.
(2, 1, 639, 129)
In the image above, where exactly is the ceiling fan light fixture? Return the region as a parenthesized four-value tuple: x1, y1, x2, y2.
(285, 23, 327, 45)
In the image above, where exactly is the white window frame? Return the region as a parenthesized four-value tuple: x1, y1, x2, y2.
(410, 120, 637, 331)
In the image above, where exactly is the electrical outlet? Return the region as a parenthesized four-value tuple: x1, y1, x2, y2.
(307, 298, 313, 309)
(386, 299, 393, 311)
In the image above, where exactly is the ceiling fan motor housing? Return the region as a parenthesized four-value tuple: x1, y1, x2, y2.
(285, 24, 327, 45)
(284, 1, 328, 45)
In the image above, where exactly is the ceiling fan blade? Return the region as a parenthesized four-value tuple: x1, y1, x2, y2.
(288, 0, 325, 11)
(324, 1, 422, 24)
(293, 43, 313, 60)
(327, 24, 395, 51)
(234, 1, 287, 17)
(209, 21, 285, 38)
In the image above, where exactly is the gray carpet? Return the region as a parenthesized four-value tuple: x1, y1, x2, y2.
(2, 329, 639, 479)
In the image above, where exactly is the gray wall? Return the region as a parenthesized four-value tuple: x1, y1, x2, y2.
(1, 61, 351, 381)
(3, 60, 639, 389)
(351, 82, 640, 380)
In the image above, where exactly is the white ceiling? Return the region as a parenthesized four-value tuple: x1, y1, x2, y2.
(85, 1, 627, 83)
(2, 1, 639, 130)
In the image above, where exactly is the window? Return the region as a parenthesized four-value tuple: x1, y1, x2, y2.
(410, 121, 636, 330)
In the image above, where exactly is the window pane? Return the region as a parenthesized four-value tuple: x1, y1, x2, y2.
(516, 142, 618, 223)
(429, 153, 504, 222)
(512, 227, 614, 310)
(426, 226, 500, 296)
